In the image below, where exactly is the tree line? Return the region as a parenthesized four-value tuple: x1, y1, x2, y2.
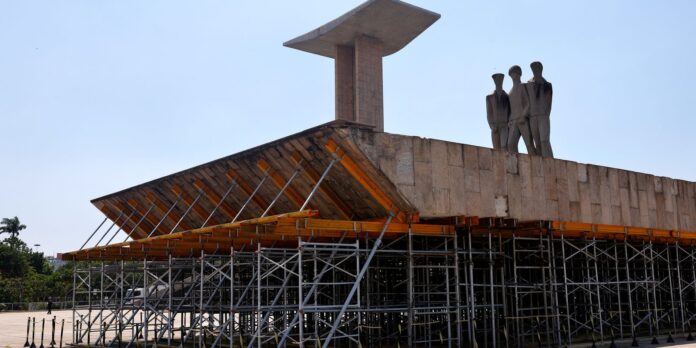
(0, 217, 73, 309)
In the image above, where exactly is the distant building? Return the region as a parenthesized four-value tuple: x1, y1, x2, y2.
(47, 255, 66, 270)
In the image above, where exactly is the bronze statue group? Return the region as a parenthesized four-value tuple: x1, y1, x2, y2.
(486, 61, 554, 158)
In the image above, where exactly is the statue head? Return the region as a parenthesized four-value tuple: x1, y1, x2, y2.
(508, 65, 522, 81)
(530, 61, 543, 79)
(492, 73, 504, 90)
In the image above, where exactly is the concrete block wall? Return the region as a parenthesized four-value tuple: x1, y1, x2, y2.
(351, 129, 696, 231)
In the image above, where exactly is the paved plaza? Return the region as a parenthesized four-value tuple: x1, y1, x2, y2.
(2, 309, 696, 347)
(0, 310, 72, 347)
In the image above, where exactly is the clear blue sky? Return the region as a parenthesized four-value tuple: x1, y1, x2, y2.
(1, 1, 695, 256)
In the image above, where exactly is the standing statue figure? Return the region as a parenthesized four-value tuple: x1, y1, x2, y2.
(485, 73, 510, 150)
(506, 65, 537, 155)
(526, 61, 554, 157)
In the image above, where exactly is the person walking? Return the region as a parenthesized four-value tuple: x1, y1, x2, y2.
(47, 297, 53, 315)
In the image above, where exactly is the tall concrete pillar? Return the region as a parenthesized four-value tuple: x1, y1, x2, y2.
(354, 35, 384, 131)
(334, 37, 384, 131)
(335, 45, 356, 123)
(284, 0, 440, 132)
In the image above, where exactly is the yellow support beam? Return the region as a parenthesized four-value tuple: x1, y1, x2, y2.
(324, 139, 407, 222)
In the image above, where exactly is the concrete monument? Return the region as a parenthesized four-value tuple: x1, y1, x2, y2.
(283, 0, 440, 132)
(526, 61, 554, 157)
(486, 73, 510, 150)
(506, 65, 537, 155)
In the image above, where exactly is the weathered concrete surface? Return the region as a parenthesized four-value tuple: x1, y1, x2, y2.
(283, 0, 440, 58)
(86, 121, 696, 238)
(353, 35, 384, 131)
(350, 128, 696, 231)
(335, 45, 356, 123)
(286, 0, 440, 132)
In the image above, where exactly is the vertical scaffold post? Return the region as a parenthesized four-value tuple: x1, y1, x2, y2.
(453, 227, 464, 347)
(230, 247, 235, 347)
(71, 257, 77, 345)
(99, 261, 105, 345)
(321, 213, 394, 348)
(143, 257, 148, 348)
(444, 232, 453, 348)
(649, 240, 660, 338)
(560, 234, 572, 345)
(675, 241, 686, 333)
(277, 233, 349, 347)
(665, 241, 678, 336)
(488, 228, 497, 347)
(511, 232, 520, 347)
(624, 236, 636, 340)
(467, 227, 476, 347)
(118, 260, 124, 347)
(87, 259, 92, 346)
(168, 254, 173, 346)
(613, 240, 625, 339)
(256, 244, 262, 348)
(246, 250, 300, 348)
(549, 225, 563, 345)
(407, 227, 414, 347)
(199, 250, 205, 348)
(298, 238, 304, 348)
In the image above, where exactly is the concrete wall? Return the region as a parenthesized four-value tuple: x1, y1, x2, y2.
(352, 129, 696, 231)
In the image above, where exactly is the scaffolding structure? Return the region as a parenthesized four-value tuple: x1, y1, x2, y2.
(69, 217, 696, 348)
(64, 133, 696, 347)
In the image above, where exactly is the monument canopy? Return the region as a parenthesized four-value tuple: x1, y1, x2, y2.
(283, 0, 440, 58)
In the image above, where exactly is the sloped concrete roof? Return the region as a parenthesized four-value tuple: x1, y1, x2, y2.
(90, 121, 416, 239)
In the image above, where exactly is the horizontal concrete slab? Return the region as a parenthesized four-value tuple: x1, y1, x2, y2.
(284, 0, 440, 58)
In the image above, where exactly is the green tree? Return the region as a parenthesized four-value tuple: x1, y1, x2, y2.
(0, 243, 30, 277)
(28, 251, 52, 275)
(0, 217, 27, 248)
(3, 235, 27, 250)
(46, 262, 74, 300)
(0, 221, 76, 304)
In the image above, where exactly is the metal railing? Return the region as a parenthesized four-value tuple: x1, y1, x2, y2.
(0, 301, 74, 312)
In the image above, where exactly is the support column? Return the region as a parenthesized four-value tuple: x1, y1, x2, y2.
(354, 35, 384, 132)
(335, 45, 355, 123)
(285, 0, 439, 131)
